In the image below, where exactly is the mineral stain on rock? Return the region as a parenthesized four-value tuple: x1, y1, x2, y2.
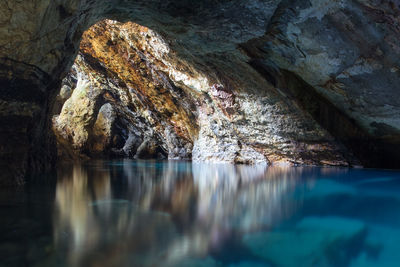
(0, 0, 400, 185)
(52, 19, 358, 167)
(53, 21, 197, 160)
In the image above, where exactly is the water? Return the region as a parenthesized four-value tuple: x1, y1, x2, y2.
(1, 160, 400, 267)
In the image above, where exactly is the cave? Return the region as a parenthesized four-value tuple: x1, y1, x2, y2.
(1, 0, 400, 266)
(1, 0, 400, 186)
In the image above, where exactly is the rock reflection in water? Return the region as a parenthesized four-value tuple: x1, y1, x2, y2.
(53, 161, 310, 266)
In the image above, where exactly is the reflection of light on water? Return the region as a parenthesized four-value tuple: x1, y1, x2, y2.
(164, 164, 302, 264)
(53, 161, 306, 266)
(54, 165, 112, 265)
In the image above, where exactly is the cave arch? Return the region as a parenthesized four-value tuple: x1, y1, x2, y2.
(0, 0, 230, 185)
(1, 0, 283, 185)
(1, 0, 400, 185)
(52, 20, 198, 161)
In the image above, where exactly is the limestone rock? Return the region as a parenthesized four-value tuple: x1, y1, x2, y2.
(1, 0, 400, 184)
(243, 0, 400, 167)
(53, 20, 354, 166)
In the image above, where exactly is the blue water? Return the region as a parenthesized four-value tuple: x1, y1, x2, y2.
(1, 160, 400, 267)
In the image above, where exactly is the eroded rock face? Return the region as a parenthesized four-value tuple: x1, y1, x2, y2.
(1, 0, 400, 184)
(243, 0, 400, 167)
(54, 20, 354, 166)
(53, 21, 197, 160)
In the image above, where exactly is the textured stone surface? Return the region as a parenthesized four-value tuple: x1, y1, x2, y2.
(54, 20, 352, 166)
(0, 0, 399, 184)
(53, 21, 197, 159)
(242, 0, 400, 167)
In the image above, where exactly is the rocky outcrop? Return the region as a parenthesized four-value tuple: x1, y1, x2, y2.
(53, 21, 197, 160)
(1, 0, 400, 184)
(53, 20, 354, 166)
(242, 0, 400, 167)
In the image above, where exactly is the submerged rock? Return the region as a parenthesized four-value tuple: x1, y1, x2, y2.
(352, 225, 400, 267)
(173, 257, 219, 267)
(305, 179, 356, 197)
(243, 216, 367, 267)
(228, 261, 271, 267)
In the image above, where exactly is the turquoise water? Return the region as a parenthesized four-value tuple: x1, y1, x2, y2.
(1, 160, 400, 267)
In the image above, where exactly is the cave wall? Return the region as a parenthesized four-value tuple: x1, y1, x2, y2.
(53, 21, 196, 160)
(242, 0, 400, 167)
(1, 0, 399, 185)
(1, 0, 281, 185)
(54, 20, 354, 166)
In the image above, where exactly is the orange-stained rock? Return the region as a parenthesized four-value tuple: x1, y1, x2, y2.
(53, 20, 357, 166)
(1, 0, 400, 186)
(53, 21, 198, 159)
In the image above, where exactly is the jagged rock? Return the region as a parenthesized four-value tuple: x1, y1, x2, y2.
(90, 103, 116, 154)
(52, 23, 194, 159)
(1, 0, 400, 184)
(53, 20, 351, 165)
(243, 0, 400, 167)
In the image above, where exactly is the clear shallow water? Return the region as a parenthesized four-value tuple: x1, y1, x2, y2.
(1, 161, 400, 267)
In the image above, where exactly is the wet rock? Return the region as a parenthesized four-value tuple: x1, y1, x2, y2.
(134, 138, 164, 159)
(351, 224, 400, 267)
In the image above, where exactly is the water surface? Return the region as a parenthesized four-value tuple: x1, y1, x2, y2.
(1, 160, 400, 267)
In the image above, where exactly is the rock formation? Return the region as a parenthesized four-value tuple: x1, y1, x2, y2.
(1, 0, 399, 185)
(242, 0, 400, 168)
(53, 20, 353, 167)
(52, 21, 196, 160)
